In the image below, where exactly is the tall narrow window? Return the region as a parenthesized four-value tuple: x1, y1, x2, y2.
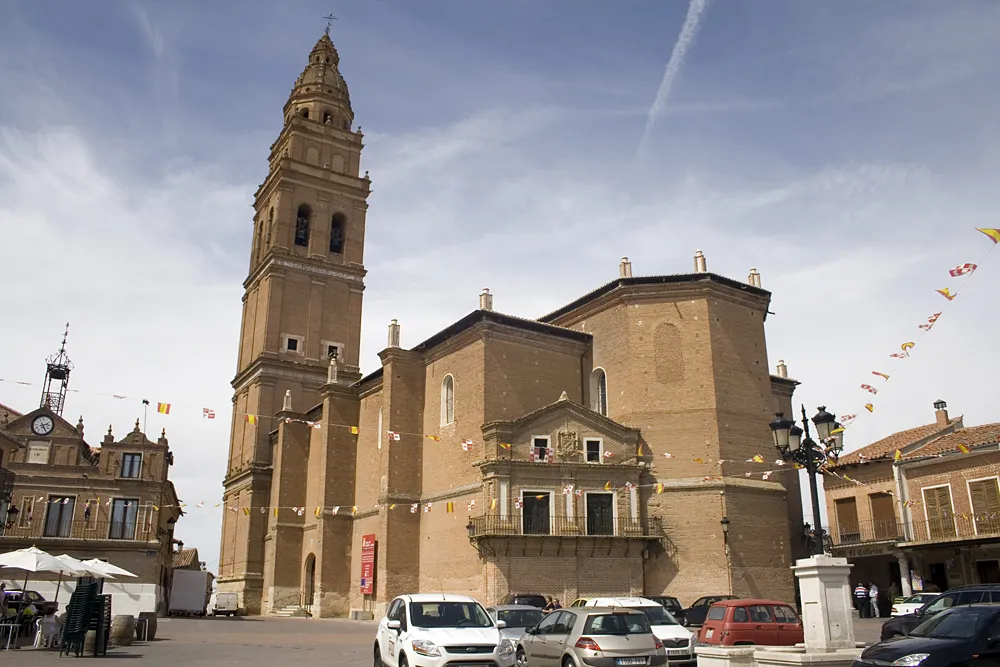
(43, 496, 75, 538)
(266, 208, 274, 246)
(590, 368, 608, 416)
(253, 217, 262, 263)
(968, 478, 1000, 535)
(330, 213, 346, 254)
(441, 375, 455, 425)
(295, 205, 311, 247)
(110, 498, 139, 540)
(923, 486, 956, 539)
(585, 439, 603, 463)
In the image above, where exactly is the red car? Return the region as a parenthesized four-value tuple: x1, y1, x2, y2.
(697, 599, 803, 646)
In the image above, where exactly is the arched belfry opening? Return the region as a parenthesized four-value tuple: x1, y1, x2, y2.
(330, 213, 346, 253)
(295, 205, 311, 247)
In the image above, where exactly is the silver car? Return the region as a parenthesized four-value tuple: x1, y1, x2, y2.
(487, 605, 547, 643)
(516, 606, 667, 666)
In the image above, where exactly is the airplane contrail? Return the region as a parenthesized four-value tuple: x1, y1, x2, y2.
(637, 0, 710, 157)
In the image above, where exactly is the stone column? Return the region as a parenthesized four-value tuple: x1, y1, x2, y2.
(895, 551, 912, 597)
(792, 555, 856, 651)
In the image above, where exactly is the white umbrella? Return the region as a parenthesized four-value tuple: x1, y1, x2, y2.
(55, 555, 115, 579)
(82, 559, 136, 578)
(0, 546, 83, 616)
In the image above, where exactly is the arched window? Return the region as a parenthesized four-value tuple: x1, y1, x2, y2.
(300, 108, 309, 119)
(295, 205, 311, 247)
(330, 213, 345, 253)
(322, 111, 333, 125)
(590, 368, 608, 417)
(266, 208, 274, 246)
(441, 375, 455, 425)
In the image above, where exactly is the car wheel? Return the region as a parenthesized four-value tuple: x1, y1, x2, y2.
(516, 648, 528, 667)
(373, 643, 384, 667)
(562, 656, 578, 667)
(399, 654, 409, 667)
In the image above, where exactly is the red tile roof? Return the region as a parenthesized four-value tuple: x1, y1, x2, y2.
(171, 548, 200, 570)
(833, 418, 960, 467)
(905, 423, 1000, 459)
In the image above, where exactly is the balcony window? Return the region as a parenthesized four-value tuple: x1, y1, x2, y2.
(968, 478, 1000, 536)
(869, 492, 900, 540)
(522, 492, 551, 535)
(923, 485, 956, 539)
(586, 492, 614, 536)
(43, 496, 75, 538)
(531, 437, 551, 463)
(835, 497, 860, 544)
(109, 498, 139, 540)
(121, 453, 142, 479)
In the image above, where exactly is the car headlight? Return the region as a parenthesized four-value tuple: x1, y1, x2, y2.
(499, 638, 515, 656)
(411, 639, 441, 657)
(891, 654, 929, 666)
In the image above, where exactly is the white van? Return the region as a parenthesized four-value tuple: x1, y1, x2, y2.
(574, 597, 695, 664)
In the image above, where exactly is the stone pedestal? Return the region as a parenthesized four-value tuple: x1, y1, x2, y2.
(792, 555, 857, 652)
(755, 649, 862, 667)
(696, 646, 757, 667)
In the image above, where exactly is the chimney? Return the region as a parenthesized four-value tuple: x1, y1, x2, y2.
(748, 268, 761, 288)
(775, 360, 788, 378)
(283, 389, 292, 412)
(619, 257, 633, 278)
(933, 399, 949, 427)
(388, 319, 401, 348)
(479, 288, 493, 312)
(694, 250, 707, 273)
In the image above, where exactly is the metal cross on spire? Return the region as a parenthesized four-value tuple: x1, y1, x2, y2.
(323, 13, 338, 36)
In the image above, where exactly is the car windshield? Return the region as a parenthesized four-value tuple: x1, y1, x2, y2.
(409, 602, 493, 629)
(584, 613, 651, 635)
(632, 606, 677, 625)
(514, 596, 546, 607)
(497, 609, 544, 629)
(904, 594, 932, 605)
(910, 608, 997, 639)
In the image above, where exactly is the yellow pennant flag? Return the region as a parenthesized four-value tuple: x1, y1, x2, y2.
(936, 288, 956, 301)
(752, 454, 765, 463)
(273, 508, 278, 518)
(246, 414, 258, 425)
(976, 228, 1000, 244)
(957, 443, 970, 454)
(350, 426, 358, 435)
(865, 403, 874, 413)
(242, 508, 251, 515)
(426, 435, 441, 442)
(315, 507, 321, 518)
(603, 481, 612, 491)
(655, 483, 664, 494)
(499, 443, 512, 450)
(351, 506, 358, 515)
(894, 449, 902, 462)
(446, 502, 454, 513)
(490, 499, 497, 511)
(157, 402, 171, 415)
(388, 504, 396, 510)
(637, 442, 645, 456)
(153, 505, 159, 511)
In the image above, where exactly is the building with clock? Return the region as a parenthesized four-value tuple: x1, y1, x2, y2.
(0, 333, 183, 616)
(217, 31, 808, 619)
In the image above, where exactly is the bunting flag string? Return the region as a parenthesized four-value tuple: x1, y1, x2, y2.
(840, 227, 999, 427)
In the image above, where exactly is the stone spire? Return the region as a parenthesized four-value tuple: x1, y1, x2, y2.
(285, 32, 353, 126)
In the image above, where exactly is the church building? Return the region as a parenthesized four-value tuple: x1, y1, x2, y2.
(217, 31, 806, 618)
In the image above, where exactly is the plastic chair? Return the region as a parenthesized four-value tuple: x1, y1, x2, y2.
(33, 616, 61, 649)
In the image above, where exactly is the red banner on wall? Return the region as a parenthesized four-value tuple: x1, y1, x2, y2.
(360, 534, 376, 595)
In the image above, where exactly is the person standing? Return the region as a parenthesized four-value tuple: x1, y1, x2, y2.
(868, 581, 880, 619)
(854, 582, 869, 617)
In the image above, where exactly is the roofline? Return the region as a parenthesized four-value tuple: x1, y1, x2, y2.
(770, 374, 800, 387)
(538, 273, 770, 323)
(353, 310, 591, 387)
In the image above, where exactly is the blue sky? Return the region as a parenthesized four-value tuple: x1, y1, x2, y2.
(2, 0, 1000, 573)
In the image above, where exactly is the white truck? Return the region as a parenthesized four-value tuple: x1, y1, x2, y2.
(168, 570, 210, 616)
(211, 592, 239, 617)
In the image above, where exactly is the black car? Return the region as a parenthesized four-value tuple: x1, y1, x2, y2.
(858, 604, 1000, 667)
(679, 595, 738, 627)
(645, 596, 685, 624)
(499, 593, 547, 609)
(881, 585, 1000, 640)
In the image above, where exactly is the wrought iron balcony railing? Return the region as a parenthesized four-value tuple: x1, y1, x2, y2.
(0, 519, 156, 542)
(830, 513, 1000, 547)
(468, 514, 658, 539)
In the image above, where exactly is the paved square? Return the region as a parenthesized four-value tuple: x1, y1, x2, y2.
(4, 615, 885, 664)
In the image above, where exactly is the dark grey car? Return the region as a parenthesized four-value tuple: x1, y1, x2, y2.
(487, 605, 547, 643)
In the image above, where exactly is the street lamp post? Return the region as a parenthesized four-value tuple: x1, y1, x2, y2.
(769, 405, 844, 556)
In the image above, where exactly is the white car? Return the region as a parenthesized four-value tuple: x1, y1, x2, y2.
(890, 593, 939, 617)
(575, 597, 695, 664)
(374, 593, 516, 667)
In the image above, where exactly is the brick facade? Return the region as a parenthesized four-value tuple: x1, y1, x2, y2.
(220, 32, 804, 618)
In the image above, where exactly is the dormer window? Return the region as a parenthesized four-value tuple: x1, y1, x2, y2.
(121, 453, 142, 479)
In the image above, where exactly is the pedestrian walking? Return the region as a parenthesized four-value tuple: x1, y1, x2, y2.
(868, 581, 880, 619)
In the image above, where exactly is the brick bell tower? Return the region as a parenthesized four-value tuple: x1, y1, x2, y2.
(218, 30, 371, 614)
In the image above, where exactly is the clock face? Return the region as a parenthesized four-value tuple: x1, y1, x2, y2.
(32, 415, 54, 436)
